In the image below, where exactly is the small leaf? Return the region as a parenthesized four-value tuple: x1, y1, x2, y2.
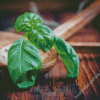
(54, 37, 80, 78)
(8, 38, 42, 89)
(15, 12, 42, 32)
(27, 24, 56, 51)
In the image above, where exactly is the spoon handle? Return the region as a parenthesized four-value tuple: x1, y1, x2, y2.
(54, 0, 100, 40)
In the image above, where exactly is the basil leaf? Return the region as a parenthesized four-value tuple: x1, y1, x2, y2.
(15, 12, 42, 32)
(27, 24, 56, 51)
(8, 38, 42, 89)
(54, 37, 79, 78)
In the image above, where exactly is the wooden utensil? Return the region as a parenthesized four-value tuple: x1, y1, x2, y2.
(0, 0, 100, 73)
(0, 31, 58, 73)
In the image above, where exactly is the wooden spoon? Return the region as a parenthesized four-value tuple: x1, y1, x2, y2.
(0, 0, 100, 73)
(0, 31, 58, 73)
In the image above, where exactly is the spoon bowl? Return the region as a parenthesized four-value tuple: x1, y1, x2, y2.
(0, 44, 58, 73)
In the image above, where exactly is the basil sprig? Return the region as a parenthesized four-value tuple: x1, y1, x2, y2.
(8, 12, 80, 89)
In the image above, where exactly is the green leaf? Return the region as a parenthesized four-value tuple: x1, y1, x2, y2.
(8, 38, 42, 89)
(27, 24, 56, 51)
(54, 37, 80, 78)
(15, 12, 42, 32)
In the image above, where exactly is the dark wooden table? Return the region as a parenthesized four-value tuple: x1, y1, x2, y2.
(0, 27, 100, 100)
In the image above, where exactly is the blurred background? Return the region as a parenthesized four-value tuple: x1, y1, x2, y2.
(0, 0, 100, 32)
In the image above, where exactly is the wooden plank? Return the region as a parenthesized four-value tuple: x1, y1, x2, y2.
(67, 42, 100, 47)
